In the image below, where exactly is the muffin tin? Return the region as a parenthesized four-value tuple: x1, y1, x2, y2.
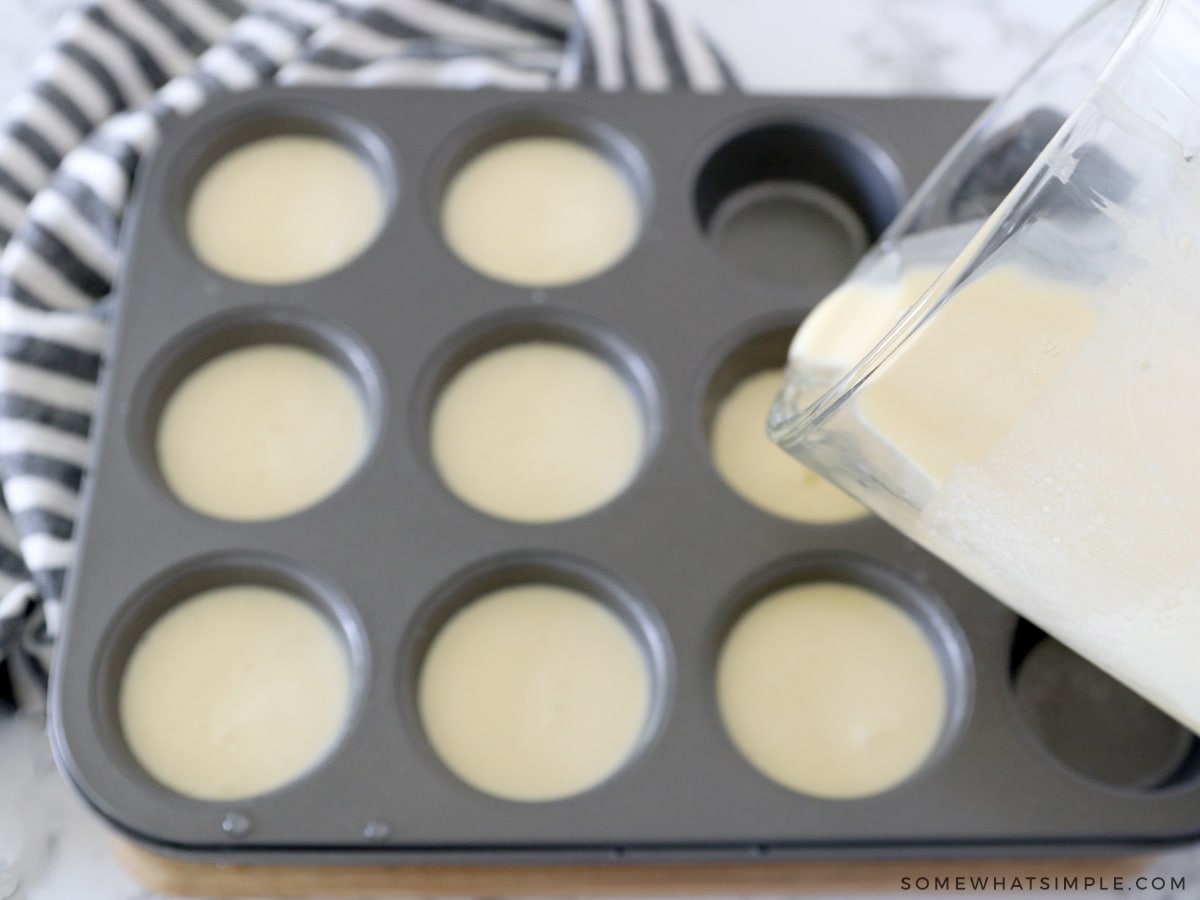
(50, 87, 1200, 862)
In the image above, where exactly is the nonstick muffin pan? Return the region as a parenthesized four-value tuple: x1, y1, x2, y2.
(50, 87, 1200, 862)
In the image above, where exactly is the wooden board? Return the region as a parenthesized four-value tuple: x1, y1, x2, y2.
(116, 841, 1150, 897)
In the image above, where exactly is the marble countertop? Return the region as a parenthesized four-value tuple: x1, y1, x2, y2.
(4, 1, 1199, 898)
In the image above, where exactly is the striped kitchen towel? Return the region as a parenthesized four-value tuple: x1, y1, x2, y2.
(0, 0, 735, 713)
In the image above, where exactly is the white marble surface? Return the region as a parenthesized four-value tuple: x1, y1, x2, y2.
(4, 1, 1200, 898)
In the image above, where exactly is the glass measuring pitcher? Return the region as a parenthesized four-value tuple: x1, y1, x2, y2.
(770, 0, 1200, 733)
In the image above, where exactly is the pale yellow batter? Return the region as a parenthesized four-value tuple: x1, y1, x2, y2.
(156, 344, 367, 521)
(790, 265, 1097, 482)
(119, 585, 351, 801)
(789, 270, 920, 372)
(712, 368, 866, 522)
(430, 341, 643, 522)
(440, 136, 639, 287)
(717, 582, 947, 799)
(187, 135, 384, 283)
(418, 584, 650, 802)
(793, 257, 1200, 732)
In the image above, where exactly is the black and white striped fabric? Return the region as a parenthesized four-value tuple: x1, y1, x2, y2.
(0, 0, 734, 713)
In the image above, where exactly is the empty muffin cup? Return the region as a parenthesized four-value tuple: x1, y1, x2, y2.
(1010, 620, 1199, 791)
(186, 131, 386, 284)
(425, 317, 654, 523)
(695, 120, 902, 287)
(416, 571, 655, 803)
(438, 121, 644, 288)
(118, 577, 355, 801)
(716, 565, 960, 800)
